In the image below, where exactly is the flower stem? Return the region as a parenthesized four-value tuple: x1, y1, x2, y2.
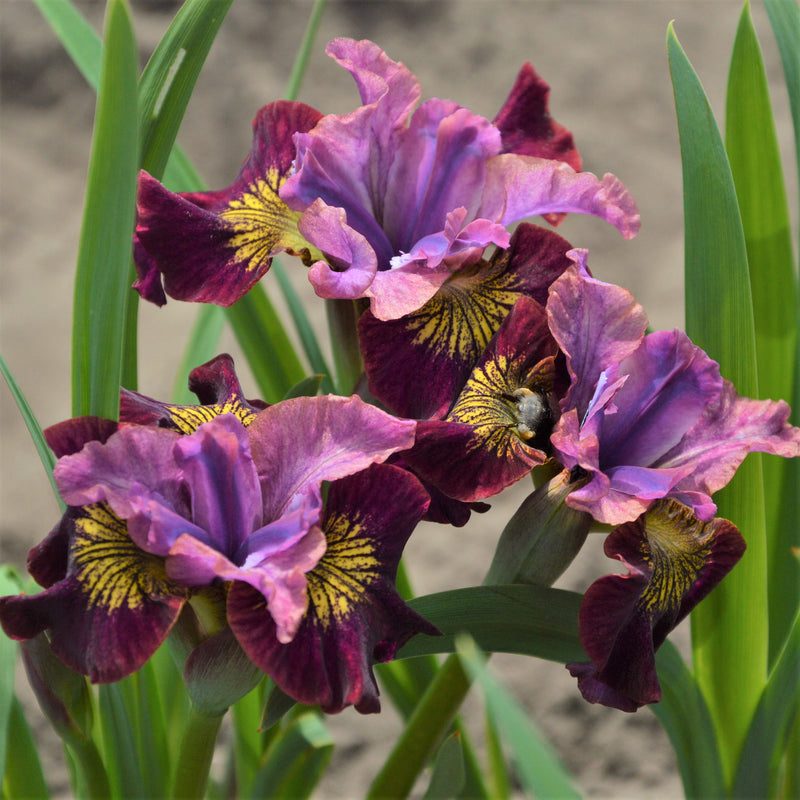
(326, 298, 364, 395)
(366, 654, 470, 800)
(170, 706, 224, 800)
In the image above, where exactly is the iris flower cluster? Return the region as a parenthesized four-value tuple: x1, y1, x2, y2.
(3, 38, 799, 715)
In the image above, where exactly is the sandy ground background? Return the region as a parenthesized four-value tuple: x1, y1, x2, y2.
(1, 1, 797, 797)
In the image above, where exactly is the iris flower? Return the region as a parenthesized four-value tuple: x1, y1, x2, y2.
(133, 38, 639, 317)
(548, 250, 800, 525)
(566, 499, 746, 710)
(282, 38, 640, 321)
(0, 370, 433, 712)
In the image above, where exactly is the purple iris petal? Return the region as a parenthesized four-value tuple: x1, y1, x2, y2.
(548, 255, 800, 525)
(281, 39, 639, 321)
(228, 464, 437, 713)
(247, 394, 417, 522)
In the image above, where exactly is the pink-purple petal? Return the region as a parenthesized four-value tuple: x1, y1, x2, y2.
(247, 395, 417, 522)
(228, 464, 437, 713)
(479, 157, 641, 239)
(547, 252, 649, 417)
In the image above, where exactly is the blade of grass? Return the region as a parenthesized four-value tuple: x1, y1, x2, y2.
(0, 354, 63, 509)
(2, 696, 49, 800)
(0, 568, 22, 779)
(170, 304, 227, 404)
(649, 641, 726, 800)
(422, 731, 465, 800)
(227, 285, 306, 404)
(272, 261, 334, 394)
(249, 711, 334, 799)
(98, 681, 145, 799)
(138, 0, 234, 179)
(71, 0, 139, 418)
(732, 607, 800, 798)
(456, 637, 581, 800)
(726, 0, 799, 666)
(284, 0, 328, 102)
(668, 23, 768, 783)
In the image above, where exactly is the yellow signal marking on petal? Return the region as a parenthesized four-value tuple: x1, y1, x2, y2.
(71, 504, 184, 612)
(306, 512, 380, 630)
(219, 172, 313, 271)
(164, 400, 257, 434)
(404, 259, 522, 363)
(639, 500, 716, 614)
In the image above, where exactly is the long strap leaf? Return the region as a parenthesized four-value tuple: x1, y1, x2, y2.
(70, 0, 139, 418)
(668, 23, 767, 783)
(732, 608, 800, 798)
(726, 0, 800, 668)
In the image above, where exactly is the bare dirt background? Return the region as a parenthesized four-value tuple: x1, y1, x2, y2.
(1, 1, 796, 797)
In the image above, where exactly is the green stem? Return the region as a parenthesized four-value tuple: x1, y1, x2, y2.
(170, 706, 224, 800)
(366, 654, 470, 800)
(284, 0, 328, 101)
(67, 735, 112, 799)
(326, 298, 364, 395)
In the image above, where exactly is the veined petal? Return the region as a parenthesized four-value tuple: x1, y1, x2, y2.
(384, 102, 501, 247)
(659, 379, 800, 518)
(120, 354, 266, 433)
(228, 464, 436, 713)
(360, 224, 574, 419)
(478, 156, 640, 239)
(302, 200, 380, 299)
(547, 253, 648, 418)
(0, 504, 186, 683)
(403, 297, 561, 501)
(135, 101, 321, 306)
(247, 395, 417, 521)
(567, 499, 745, 710)
(493, 62, 581, 169)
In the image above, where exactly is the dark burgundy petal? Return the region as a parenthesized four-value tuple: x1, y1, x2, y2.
(566, 500, 745, 710)
(493, 63, 581, 170)
(0, 504, 186, 683)
(228, 464, 438, 713)
(120, 354, 265, 433)
(44, 417, 118, 458)
(360, 224, 573, 420)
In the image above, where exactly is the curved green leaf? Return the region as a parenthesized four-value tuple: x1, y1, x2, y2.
(732, 608, 800, 798)
(249, 712, 333, 800)
(668, 23, 767, 781)
(2, 696, 49, 800)
(138, 0, 234, 180)
(0, 354, 63, 509)
(71, 0, 139, 418)
(401, 584, 584, 664)
(726, 0, 799, 667)
(423, 731, 465, 800)
(457, 637, 581, 800)
(227, 285, 306, 404)
(649, 641, 726, 800)
(170, 304, 226, 404)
